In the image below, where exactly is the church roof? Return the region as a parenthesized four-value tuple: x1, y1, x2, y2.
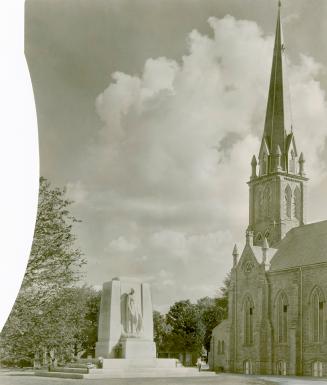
(269, 220, 327, 271)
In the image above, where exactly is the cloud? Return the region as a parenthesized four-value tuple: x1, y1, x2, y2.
(66, 181, 88, 204)
(106, 236, 140, 253)
(80, 15, 327, 309)
(289, 54, 327, 182)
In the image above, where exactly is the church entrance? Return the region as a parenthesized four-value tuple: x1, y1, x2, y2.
(276, 360, 286, 375)
(243, 360, 253, 374)
(312, 361, 323, 377)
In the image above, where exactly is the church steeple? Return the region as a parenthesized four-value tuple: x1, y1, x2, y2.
(263, 1, 287, 161)
(247, 2, 309, 248)
(259, 1, 294, 175)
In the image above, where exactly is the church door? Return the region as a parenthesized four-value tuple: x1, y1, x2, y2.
(312, 361, 323, 377)
(277, 360, 286, 375)
(243, 360, 252, 374)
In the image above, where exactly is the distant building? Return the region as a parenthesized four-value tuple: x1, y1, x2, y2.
(209, 3, 327, 378)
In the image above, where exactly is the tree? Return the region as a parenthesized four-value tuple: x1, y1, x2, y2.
(0, 177, 88, 366)
(152, 271, 232, 363)
(196, 297, 227, 352)
(153, 310, 173, 355)
(78, 288, 102, 357)
(166, 300, 204, 362)
(23, 177, 85, 296)
(219, 271, 231, 301)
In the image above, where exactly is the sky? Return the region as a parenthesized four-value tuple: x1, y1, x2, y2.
(25, 0, 327, 312)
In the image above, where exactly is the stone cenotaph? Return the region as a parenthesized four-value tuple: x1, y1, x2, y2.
(95, 277, 156, 359)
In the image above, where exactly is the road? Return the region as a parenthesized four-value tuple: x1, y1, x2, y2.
(0, 371, 325, 385)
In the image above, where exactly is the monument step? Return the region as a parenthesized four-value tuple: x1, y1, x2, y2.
(50, 367, 89, 374)
(65, 363, 89, 369)
(101, 358, 177, 369)
(86, 367, 216, 378)
(35, 371, 84, 379)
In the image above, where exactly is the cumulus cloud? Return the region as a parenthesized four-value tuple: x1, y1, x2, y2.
(80, 15, 327, 309)
(66, 180, 88, 204)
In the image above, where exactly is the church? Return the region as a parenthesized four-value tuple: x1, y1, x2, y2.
(208, 3, 327, 378)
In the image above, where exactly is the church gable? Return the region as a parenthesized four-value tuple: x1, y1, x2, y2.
(236, 244, 261, 278)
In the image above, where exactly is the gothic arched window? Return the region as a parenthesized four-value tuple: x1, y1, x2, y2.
(310, 287, 324, 343)
(218, 340, 221, 354)
(255, 187, 263, 220)
(285, 185, 292, 218)
(243, 296, 254, 345)
(264, 185, 272, 218)
(294, 186, 301, 220)
(276, 292, 288, 344)
(222, 340, 225, 354)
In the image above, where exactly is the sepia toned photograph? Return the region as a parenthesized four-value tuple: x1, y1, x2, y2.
(1, 1, 327, 384)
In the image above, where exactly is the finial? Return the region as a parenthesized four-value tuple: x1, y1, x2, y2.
(278, 0, 282, 8)
(232, 244, 238, 267)
(262, 237, 269, 250)
(251, 155, 257, 166)
(251, 155, 257, 180)
(299, 152, 305, 176)
(262, 237, 269, 266)
(232, 244, 239, 256)
(246, 230, 254, 246)
(275, 145, 282, 171)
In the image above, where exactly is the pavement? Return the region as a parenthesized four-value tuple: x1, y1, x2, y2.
(0, 370, 325, 385)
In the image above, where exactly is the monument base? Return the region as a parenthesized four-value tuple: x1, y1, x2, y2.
(101, 358, 177, 369)
(121, 337, 156, 359)
(95, 340, 119, 358)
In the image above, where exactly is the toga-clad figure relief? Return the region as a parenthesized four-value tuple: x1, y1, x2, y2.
(96, 278, 157, 359)
(122, 288, 143, 337)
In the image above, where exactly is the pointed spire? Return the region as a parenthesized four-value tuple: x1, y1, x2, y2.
(299, 152, 305, 176)
(251, 155, 257, 166)
(262, 2, 291, 168)
(262, 237, 269, 265)
(251, 155, 257, 179)
(262, 237, 269, 250)
(246, 230, 254, 246)
(275, 144, 282, 171)
(232, 244, 239, 267)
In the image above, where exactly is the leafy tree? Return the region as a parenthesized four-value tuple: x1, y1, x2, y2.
(196, 297, 227, 352)
(166, 300, 204, 360)
(79, 288, 102, 357)
(219, 271, 231, 301)
(153, 272, 232, 359)
(0, 177, 88, 366)
(153, 310, 173, 354)
(23, 177, 85, 296)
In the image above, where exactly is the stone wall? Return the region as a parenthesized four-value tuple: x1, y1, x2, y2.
(208, 320, 230, 372)
(213, 247, 327, 377)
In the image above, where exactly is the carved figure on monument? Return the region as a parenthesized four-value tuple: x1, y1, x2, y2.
(95, 278, 156, 359)
(125, 288, 143, 337)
